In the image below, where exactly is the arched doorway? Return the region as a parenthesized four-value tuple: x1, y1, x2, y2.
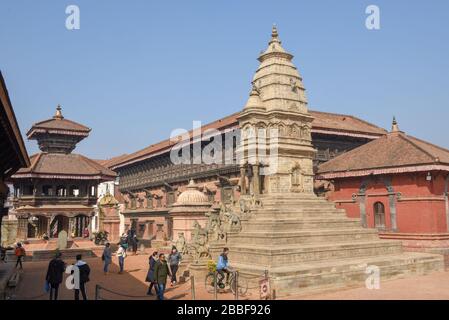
(50, 215, 69, 238)
(373, 202, 386, 230)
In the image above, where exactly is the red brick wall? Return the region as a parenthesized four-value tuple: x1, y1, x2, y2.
(328, 171, 448, 234)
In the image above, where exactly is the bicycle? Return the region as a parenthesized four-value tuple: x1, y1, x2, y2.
(205, 270, 248, 296)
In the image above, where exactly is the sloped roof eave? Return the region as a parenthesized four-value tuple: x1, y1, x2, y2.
(316, 163, 449, 180)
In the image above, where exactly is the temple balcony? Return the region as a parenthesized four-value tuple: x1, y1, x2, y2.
(13, 195, 98, 207)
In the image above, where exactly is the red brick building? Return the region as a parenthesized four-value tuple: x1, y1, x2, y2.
(317, 119, 449, 253)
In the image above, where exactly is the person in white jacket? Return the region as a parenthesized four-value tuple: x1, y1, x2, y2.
(117, 244, 127, 274)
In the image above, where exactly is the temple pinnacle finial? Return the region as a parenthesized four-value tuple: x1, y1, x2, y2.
(391, 116, 399, 132)
(54, 104, 64, 120)
(272, 24, 278, 38)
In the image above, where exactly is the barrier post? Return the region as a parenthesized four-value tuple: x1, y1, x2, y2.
(214, 271, 218, 300)
(95, 284, 101, 300)
(234, 271, 239, 300)
(190, 276, 195, 300)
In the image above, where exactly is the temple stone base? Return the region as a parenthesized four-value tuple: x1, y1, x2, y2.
(228, 194, 444, 297)
(189, 259, 209, 281)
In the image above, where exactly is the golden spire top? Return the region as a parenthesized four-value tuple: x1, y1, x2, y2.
(391, 116, 399, 132)
(54, 104, 64, 120)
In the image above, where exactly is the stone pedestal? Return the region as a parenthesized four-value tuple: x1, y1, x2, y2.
(209, 241, 226, 261)
(228, 194, 444, 297)
(189, 259, 209, 282)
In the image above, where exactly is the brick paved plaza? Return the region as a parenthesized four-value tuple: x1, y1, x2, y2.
(6, 253, 449, 300)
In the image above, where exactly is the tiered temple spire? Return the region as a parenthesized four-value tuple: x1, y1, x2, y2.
(249, 25, 308, 112)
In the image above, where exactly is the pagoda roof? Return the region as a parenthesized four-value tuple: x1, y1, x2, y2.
(12, 152, 117, 181)
(317, 122, 449, 179)
(27, 105, 91, 139)
(106, 110, 386, 170)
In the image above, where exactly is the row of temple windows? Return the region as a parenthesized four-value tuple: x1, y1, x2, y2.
(125, 187, 227, 210)
(15, 185, 97, 197)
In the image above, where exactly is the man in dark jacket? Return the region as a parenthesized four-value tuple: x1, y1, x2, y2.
(46, 252, 66, 300)
(153, 253, 171, 300)
(74, 254, 90, 300)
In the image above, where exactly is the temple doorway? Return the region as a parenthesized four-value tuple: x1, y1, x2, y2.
(73, 215, 90, 238)
(374, 202, 386, 230)
(27, 216, 48, 238)
(50, 215, 69, 238)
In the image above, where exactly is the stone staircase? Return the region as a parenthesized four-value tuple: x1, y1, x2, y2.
(228, 194, 444, 297)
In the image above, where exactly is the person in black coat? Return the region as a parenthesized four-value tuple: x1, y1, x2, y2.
(74, 254, 91, 300)
(145, 251, 159, 295)
(46, 252, 66, 300)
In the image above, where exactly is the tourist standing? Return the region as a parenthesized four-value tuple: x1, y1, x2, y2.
(102, 242, 112, 275)
(117, 244, 127, 274)
(14, 243, 25, 269)
(153, 253, 171, 300)
(46, 252, 66, 300)
(74, 254, 90, 300)
(145, 251, 159, 295)
(168, 246, 182, 286)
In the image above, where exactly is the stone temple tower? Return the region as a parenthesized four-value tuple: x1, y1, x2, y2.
(237, 25, 315, 195)
(228, 27, 443, 297)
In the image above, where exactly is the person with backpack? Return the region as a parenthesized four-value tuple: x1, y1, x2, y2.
(153, 253, 171, 300)
(14, 243, 25, 269)
(45, 251, 66, 300)
(168, 246, 182, 286)
(74, 254, 90, 300)
(117, 244, 127, 274)
(216, 247, 232, 287)
(102, 242, 112, 275)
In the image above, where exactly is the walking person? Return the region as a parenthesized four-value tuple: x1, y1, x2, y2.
(46, 252, 66, 300)
(145, 251, 159, 295)
(0, 246, 7, 263)
(14, 243, 25, 269)
(132, 234, 139, 255)
(102, 242, 112, 275)
(153, 253, 171, 300)
(74, 254, 90, 300)
(168, 246, 182, 286)
(117, 244, 127, 274)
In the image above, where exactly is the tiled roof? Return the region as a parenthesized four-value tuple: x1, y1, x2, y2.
(13, 152, 117, 180)
(107, 110, 386, 169)
(317, 131, 449, 178)
(309, 110, 386, 136)
(26, 114, 90, 138)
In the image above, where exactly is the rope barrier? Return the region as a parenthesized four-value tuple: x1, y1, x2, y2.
(96, 276, 194, 300)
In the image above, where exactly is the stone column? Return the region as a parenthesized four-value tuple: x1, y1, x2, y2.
(239, 166, 247, 195)
(68, 217, 74, 239)
(253, 164, 260, 195)
(46, 216, 51, 237)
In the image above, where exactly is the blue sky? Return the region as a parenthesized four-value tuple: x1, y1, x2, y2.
(1, 0, 448, 159)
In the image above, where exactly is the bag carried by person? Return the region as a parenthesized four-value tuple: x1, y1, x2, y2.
(44, 281, 50, 293)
